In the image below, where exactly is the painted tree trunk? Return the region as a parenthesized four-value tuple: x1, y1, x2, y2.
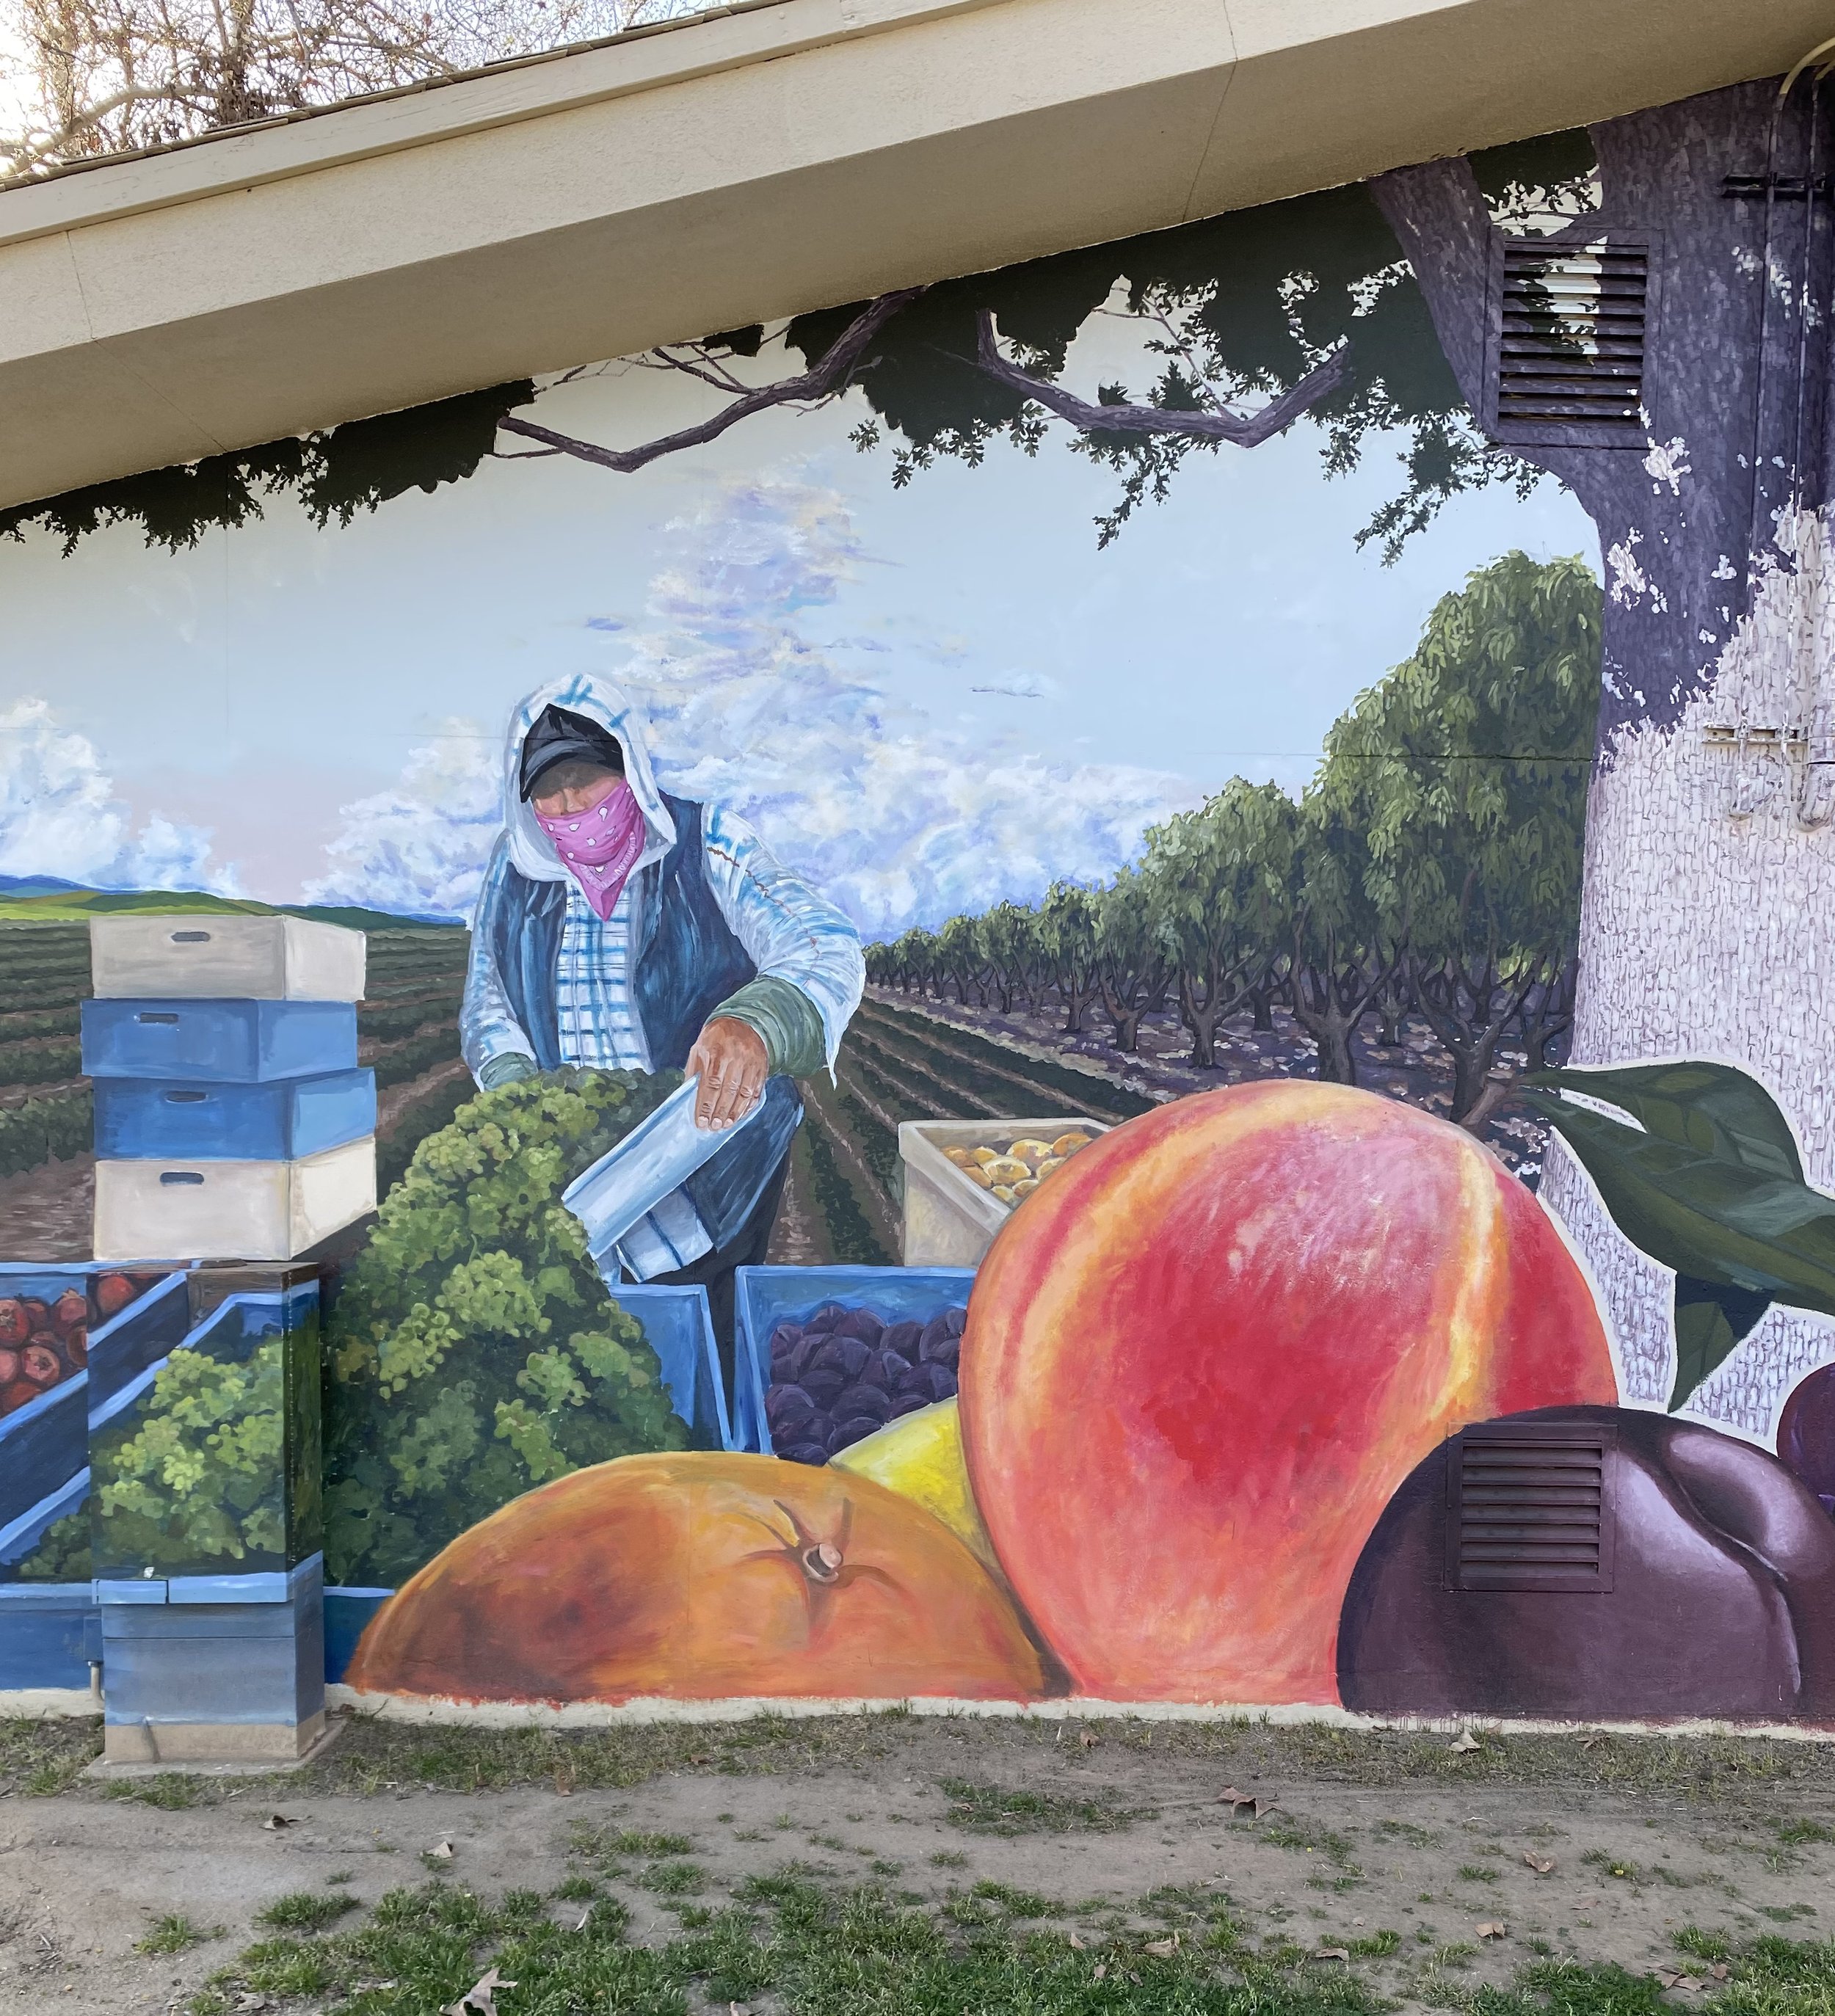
(1376, 80, 1835, 1437)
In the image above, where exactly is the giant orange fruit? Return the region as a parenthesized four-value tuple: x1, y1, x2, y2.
(960, 1082, 1617, 1704)
(345, 1451, 1047, 1704)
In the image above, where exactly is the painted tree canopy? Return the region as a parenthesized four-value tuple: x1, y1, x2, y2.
(0, 135, 1596, 558)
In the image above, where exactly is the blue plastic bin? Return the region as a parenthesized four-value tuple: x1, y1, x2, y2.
(81, 999, 358, 1082)
(94, 1069, 376, 1160)
(606, 1282, 732, 1454)
(0, 1582, 98, 1692)
(324, 1586, 390, 1683)
(731, 1265, 977, 1456)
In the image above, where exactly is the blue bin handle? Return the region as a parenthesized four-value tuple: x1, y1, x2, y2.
(159, 1171, 206, 1187)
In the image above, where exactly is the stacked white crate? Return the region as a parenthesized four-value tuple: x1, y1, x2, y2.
(87, 917, 377, 1262)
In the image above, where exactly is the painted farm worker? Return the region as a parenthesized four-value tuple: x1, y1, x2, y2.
(462, 673, 865, 1361)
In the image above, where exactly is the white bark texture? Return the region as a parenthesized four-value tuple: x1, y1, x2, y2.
(1542, 507, 1835, 1438)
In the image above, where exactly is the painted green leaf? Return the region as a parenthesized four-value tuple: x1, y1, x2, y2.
(1520, 1059, 1835, 1410)
(1528, 1060, 1803, 1183)
(1671, 1275, 1773, 1415)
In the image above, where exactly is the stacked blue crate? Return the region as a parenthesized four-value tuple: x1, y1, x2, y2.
(82, 917, 378, 1262)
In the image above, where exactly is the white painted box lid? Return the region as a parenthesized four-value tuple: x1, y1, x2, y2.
(90, 915, 367, 1002)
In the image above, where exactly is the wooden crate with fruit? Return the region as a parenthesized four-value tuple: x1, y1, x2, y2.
(895, 1118, 1106, 1267)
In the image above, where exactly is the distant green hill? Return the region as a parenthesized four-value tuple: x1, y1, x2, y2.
(0, 888, 462, 929)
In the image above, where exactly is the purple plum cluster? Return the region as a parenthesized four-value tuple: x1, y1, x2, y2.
(765, 1301, 967, 1465)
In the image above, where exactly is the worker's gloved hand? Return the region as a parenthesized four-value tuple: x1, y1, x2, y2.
(686, 1016, 768, 1132)
(479, 1052, 540, 1091)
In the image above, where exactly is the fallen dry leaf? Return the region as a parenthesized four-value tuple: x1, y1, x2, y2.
(1144, 1936, 1180, 1957)
(1068, 1933, 1087, 1950)
(1218, 1786, 1278, 1817)
(1449, 1731, 1482, 1754)
(443, 1965, 517, 2016)
(260, 1815, 294, 1832)
(1655, 1970, 1704, 1993)
(1093, 1962, 1108, 1981)
(574, 1907, 593, 1932)
(233, 1998, 272, 2014)
(1710, 1965, 1730, 1981)
(1351, 1916, 1366, 1926)
(428, 1840, 455, 1862)
(1079, 1730, 1100, 1749)
(1523, 1852, 1556, 1874)
(1476, 1922, 1508, 1940)
(1316, 1947, 1351, 1964)
(688, 1753, 714, 1766)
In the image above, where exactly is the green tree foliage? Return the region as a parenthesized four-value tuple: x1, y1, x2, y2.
(324, 1069, 691, 1588)
(1318, 550, 1601, 1118)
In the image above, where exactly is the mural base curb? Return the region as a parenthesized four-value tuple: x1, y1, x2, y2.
(0, 1687, 96, 1719)
(327, 1686, 1835, 1742)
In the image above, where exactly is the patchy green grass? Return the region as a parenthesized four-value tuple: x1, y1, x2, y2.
(0, 1714, 101, 1795)
(136, 1913, 217, 1955)
(193, 1874, 1835, 2016)
(254, 1889, 362, 1933)
(633, 1860, 708, 1897)
(101, 1772, 204, 1809)
(937, 1777, 1153, 1835)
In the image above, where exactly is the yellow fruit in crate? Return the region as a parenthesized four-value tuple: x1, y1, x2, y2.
(963, 1165, 992, 1190)
(944, 1146, 975, 1168)
(972, 1147, 1001, 1168)
(992, 1185, 1017, 1204)
(832, 1399, 1000, 1573)
(1050, 1132, 1093, 1158)
(982, 1156, 1031, 1186)
(1012, 1178, 1039, 1198)
(1032, 1155, 1064, 1179)
(1007, 1139, 1054, 1163)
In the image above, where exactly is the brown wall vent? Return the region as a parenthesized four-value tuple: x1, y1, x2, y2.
(1486, 236, 1652, 448)
(1446, 1420, 1616, 1593)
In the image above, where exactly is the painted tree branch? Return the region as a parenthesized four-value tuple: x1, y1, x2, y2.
(1367, 159, 1494, 414)
(495, 287, 926, 472)
(973, 309, 1351, 447)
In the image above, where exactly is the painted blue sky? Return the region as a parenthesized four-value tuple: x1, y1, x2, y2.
(0, 313, 1597, 931)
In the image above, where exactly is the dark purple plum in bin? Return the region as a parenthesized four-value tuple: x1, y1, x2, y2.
(889, 1391, 929, 1420)
(769, 1323, 807, 1381)
(809, 1334, 871, 1381)
(835, 1380, 891, 1427)
(903, 1361, 958, 1405)
(1338, 1404, 1835, 1722)
(829, 1416, 882, 1456)
(1778, 1364, 1835, 1518)
(766, 1383, 817, 1435)
(835, 1307, 885, 1346)
(802, 1367, 846, 1411)
(804, 1303, 848, 1335)
(883, 1320, 923, 1361)
(919, 1316, 957, 1364)
(942, 1306, 967, 1337)
(782, 1440, 829, 1466)
(862, 1347, 910, 1392)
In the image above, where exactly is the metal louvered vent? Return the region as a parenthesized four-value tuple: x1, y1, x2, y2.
(1447, 1422, 1615, 1593)
(1491, 238, 1649, 445)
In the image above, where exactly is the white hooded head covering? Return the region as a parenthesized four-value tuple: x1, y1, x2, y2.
(501, 673, 675, 884)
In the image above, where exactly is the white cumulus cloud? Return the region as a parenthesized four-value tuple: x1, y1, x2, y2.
(617, 476, 1193, 935)
(0, 699, 239, 894)
(304, 722, 501, 919)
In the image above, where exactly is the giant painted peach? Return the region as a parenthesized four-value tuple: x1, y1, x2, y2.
(345, 1451, 1047, 1706)
(959, 1082, 1618, 1703)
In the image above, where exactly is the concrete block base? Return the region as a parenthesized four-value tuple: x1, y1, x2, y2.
(95, 1708, 335, 1772)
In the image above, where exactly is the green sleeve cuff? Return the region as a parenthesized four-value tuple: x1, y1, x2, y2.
(479, 1052, 539, 1090)
(713, 977, 829, 1078)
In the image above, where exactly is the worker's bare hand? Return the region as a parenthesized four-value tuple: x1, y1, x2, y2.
(686, 1016, 768, 1132)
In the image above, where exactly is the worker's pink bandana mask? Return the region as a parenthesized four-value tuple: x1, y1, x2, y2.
(534, 780, 647, 920)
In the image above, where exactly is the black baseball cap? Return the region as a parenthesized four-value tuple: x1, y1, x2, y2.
(518, 705, 627, 801)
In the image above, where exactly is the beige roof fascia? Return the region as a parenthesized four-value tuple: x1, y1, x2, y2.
(0, 0, 1825, 512)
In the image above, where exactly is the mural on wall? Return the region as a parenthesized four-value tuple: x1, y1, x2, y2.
(4, 79, 1835, 1720)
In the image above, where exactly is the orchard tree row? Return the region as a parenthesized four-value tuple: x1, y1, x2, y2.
(866, 551, 1602, 1130)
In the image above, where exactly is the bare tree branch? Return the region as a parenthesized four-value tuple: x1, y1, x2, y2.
(973, 308, 1351, 448)
(495, 287, 926, 472)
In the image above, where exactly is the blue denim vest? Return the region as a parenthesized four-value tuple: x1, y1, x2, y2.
(480, 791, 802, 1249)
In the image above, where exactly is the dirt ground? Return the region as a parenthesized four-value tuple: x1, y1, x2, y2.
(1, 1713, 1831, 2015)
